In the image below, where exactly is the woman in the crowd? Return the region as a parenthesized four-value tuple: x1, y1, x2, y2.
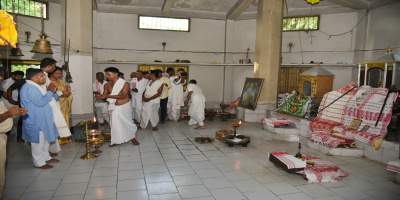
(49, 67, 73, 144)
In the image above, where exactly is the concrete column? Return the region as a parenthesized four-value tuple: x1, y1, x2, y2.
(61, 0, 94, 121)
(244, 0, 283, 122)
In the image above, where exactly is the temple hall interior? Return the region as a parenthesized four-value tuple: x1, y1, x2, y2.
(0, 0, 399, 200)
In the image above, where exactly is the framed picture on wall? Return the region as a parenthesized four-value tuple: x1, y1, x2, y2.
(238, 78, 265, 110)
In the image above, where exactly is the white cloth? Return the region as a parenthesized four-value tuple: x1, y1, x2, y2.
(187, 84, 206, 126)
(32, 80, 71, 139)
(31, 131, 52, 167)
(0, 77, 15, 107)
(109, 101, 137, 145)
(93, 80, 109, 123)
(144, 80, 163, 104)
(168, 76, 185, 121)
(93, 80, 107, 95)
(140, 102, 160, 129)
(131, 78, 147, 122)
(107, 78, 126, 111)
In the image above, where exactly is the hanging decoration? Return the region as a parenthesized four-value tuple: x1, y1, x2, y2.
(0, 10, 18, 48)
(31, 0, 53, 54)
(307, 0, 320, 4)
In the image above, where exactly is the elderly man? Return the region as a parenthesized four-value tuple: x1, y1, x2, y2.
(97, 67, 139, 147)
(20, 68, 59, 169)
(0, 68, 27, 198)
(158, 69, 172, 124)
(184, 80, 206, 129)
(140, 70, 163, 131)
(93, 72, 109, 126)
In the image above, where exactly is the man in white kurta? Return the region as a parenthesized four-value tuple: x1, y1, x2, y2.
(168, 69, 187, 121)
(184, 80, 206, 129)
(97, 67, 139, 147)
(93, 72, 109, 125)
(140, 70, 163, 131)
(40, 58, 71, 155)
(131, 71, 147, 123)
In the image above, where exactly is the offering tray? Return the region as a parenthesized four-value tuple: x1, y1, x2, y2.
(86, 129, 102, 136)
(223, 134, 251, 147)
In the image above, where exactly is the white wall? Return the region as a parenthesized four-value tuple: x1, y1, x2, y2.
(0, 3, 62, 63)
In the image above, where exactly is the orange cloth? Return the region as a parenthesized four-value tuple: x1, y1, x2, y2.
(0, 10, 18, 48)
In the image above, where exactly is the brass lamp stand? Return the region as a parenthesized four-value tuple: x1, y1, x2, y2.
(80, 123, 97, 160)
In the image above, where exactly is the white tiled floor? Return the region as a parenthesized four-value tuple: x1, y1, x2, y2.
(3, 120, 400, 200)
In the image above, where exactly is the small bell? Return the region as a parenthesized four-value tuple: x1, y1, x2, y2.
(10, 43, 24, 56)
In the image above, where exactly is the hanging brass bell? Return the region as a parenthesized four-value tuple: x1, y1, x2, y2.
(31, 33, 53, 54)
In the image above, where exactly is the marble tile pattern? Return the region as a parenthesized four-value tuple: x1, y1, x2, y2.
(3, 120, 400, 200)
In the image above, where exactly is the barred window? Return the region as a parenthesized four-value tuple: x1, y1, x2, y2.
(282, 16, 319, 31)
(139, 16, 190, 32)
(0, 0, 47, 19)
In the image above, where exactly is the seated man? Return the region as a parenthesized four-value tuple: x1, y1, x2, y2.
(20, 69, 60, 169)
(184, 80, 206, 129)
(93, 72, 109, 125)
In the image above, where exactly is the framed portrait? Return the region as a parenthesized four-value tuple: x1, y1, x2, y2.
(349, 119, 362, 130)
(238, 78, 265, 110)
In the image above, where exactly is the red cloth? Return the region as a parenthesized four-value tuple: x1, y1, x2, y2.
(297, 155, 349, 183)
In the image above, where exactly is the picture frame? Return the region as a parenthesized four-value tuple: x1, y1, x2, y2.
(238, 78, 265, 110)
(349, 119, 362, 130)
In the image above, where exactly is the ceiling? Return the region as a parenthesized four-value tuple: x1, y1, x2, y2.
(49, 0, 400, 20)
(91, 0, 399, 20)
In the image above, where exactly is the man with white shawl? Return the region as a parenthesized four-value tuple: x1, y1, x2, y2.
(184, 80, 206, 129)
(97, 67, 139, 147)
(130, 71, 147, 124)
(40, 58, 71, 156)
(93, 72, 109, 125)
(139, 70, 163, 131)
(168, 68, 187, 121)
(20, 68, 60, 169)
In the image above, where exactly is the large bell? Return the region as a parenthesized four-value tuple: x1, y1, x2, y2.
(10, 43, 24, 56)
(31, 34, 53, 54)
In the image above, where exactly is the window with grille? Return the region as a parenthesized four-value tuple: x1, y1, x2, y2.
(0, 0, 47, 19)
(282, 15, 319, 31)
(11, 60, 40, 78)
(138, 16, 190, 32)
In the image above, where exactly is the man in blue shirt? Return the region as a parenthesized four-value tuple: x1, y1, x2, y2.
(20, 69, 60, 169)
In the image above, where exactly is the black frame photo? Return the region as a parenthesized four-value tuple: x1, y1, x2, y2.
(238, 78, 265, 110)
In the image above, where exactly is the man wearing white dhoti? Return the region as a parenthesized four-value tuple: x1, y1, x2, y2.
(97, 67, 139, 147)
(20, 69, 60, 169)
(168, 68, 187, 121)
(140, 70, 164, 131)
(93, 72, 109, 125)
(40, 58, 71, 156)
(184, 80, 206, 129)
(130, 71, 147, 124)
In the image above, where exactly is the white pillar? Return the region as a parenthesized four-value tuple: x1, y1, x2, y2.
(364, 64, 368, 86)
(392, 63, 396, 88)
(357, 64, 361, 87)
(384, 63, 388, 87)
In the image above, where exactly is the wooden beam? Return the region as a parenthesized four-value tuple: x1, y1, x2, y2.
(328, 0, 367, 10)
(162, 0, 175, 13)
(226, 0, 254, 20)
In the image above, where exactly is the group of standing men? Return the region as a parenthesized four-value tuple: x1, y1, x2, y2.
(0, 58, 73, 198)
(93, 67, 207, 147)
